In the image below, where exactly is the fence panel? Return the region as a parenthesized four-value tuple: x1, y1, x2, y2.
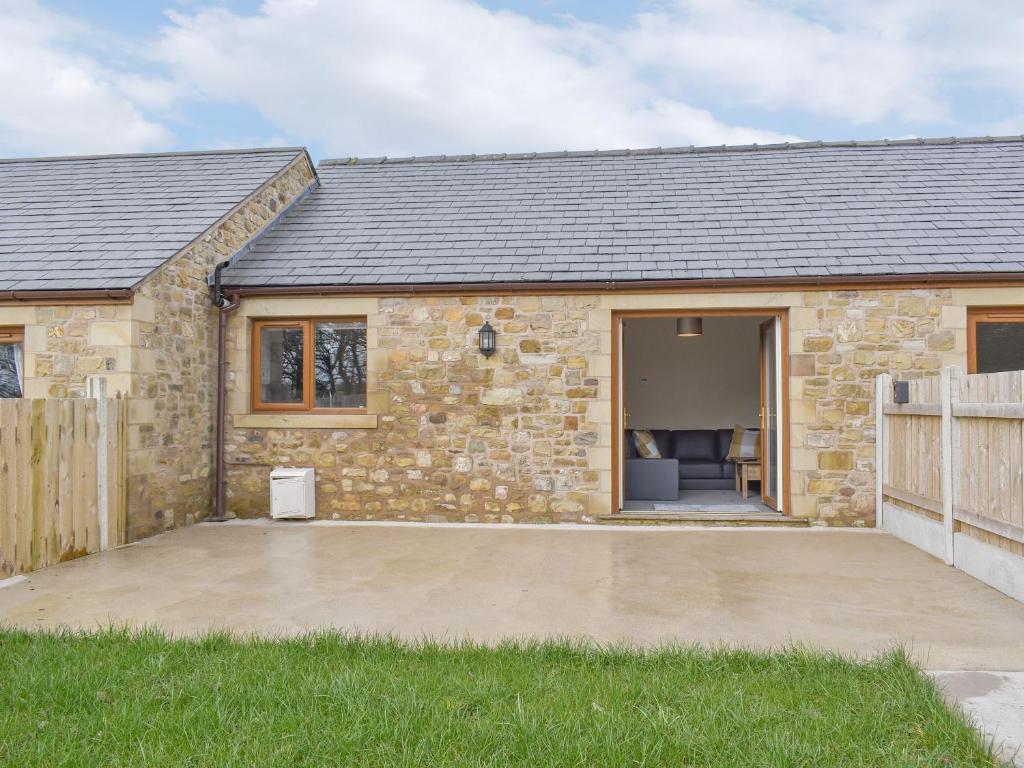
(955, 371, 1024, 558)
(884, 376, 943, 519)
(878, 367, 1024, 602)
(0, 396, 126, 577)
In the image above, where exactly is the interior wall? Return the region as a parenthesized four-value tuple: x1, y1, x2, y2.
(623, 316, 764, 430)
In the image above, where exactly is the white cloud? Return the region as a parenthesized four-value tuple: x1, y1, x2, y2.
(153, 0, 799, 157)
(0, 1, 170, 156)
(3, 0, 1024, 159)
(150, 0, 1024, 157)
(623, 0, 943, 124)
(624, 0, 1024, 127)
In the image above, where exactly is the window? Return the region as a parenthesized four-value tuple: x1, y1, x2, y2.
(252, 319, 367, 412)
(0, 326, 24, 398)
(968, 309, 1024, 374)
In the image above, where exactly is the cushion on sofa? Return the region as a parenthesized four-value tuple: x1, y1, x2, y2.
(632, 429, 662, 459)
(716, 429, 734, 462)
(671, 430, 717, 461)
(650, 429, 673, 459)
(624, 430, 673, 459)
(727, 425, 761, 461)
(678, 461, 726, 480)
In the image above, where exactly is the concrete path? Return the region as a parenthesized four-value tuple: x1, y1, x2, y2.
(1, 520, 1023, 670)
(931, 671, 1024, 766)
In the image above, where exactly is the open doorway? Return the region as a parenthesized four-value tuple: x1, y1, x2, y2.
(613, 311, 787, 520)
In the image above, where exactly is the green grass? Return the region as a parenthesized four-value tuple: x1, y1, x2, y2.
(0, 629, 1003, 767)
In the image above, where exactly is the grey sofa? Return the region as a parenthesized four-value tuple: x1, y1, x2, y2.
(624, 429, 754, 500)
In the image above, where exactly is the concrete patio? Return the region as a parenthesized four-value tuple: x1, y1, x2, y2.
(1, 520, 1023, 671)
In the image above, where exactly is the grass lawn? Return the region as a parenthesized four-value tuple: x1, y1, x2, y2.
(0, 630, 1002, 767)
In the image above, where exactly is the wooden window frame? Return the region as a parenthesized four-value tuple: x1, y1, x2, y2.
(0, 326, 23, 345)
(967, 308, 1024, 374)
(251, 317, 368, 414)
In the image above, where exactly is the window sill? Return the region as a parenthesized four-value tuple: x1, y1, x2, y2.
(233, 413, 378, 429)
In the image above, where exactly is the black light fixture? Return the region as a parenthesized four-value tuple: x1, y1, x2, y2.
(676, 317, 703, 337)
(893, 380, 910, 405)
(478, 321, 497, 357)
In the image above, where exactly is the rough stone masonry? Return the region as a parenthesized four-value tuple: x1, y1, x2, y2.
(223, 284, 973, 527)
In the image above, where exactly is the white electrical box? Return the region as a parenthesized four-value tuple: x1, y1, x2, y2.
(270, 467, 316, 519)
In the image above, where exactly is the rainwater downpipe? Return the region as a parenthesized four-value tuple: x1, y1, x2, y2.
(210, 260, 240, 522)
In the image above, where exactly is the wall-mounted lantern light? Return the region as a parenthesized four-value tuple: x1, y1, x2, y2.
(478, 321, 497, 357)
(676, 317, 703, 337)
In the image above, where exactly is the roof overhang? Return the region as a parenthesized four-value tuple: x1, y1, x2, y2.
(219, 271, 1024, 299)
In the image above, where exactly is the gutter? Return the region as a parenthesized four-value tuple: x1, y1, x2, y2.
(219, 271, 1024, 298)
(5, 270, 1021, 304)
(0, 288, 133, 303)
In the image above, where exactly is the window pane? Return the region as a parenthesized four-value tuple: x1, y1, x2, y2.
(0, 342, 22, 398)
(975, 322, 1024, 374)
(314, 321, 367, 408)
(259, 326, 304, 404)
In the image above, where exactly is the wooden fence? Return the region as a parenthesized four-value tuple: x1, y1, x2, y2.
(877, 367, 1024, 602)
(0, 387, 127, 577)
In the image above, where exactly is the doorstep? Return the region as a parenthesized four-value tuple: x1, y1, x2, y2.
(598, 512, 810, 527)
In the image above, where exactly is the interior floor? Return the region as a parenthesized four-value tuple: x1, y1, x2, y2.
(621, 489, 777, 515)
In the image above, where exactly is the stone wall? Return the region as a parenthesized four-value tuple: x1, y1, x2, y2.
(125, 154, 317, 540)
(788, 288, 961, 524)
(222, 284, 1006, 527)
(6, 280, 984, 531)
(0, 302, 133, 399)
(1, 279, 1016, 529)
(225, 294, 608, 523)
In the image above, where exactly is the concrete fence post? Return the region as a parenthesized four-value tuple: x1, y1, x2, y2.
(946, 366, 963, 567)
(939, 366, 961, 566)
(875, 372, 891, 529)
(86, 376, 109, 552)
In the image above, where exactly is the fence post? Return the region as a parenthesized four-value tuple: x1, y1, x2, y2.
(875, 372, 891, 529)
(949, 365, 962, 568)
(86, 377, 109, 552)
(939, 366, 960, 566)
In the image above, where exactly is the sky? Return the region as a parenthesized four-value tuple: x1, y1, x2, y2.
(2, 0, 1023, 162)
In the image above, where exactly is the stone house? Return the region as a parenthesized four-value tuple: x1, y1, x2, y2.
(0, 148, 317, 540)
(4, 136, 1024, 536)
(214, 138, 1024, 527)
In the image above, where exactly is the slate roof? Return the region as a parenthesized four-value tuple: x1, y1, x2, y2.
(222, 136, 1024, 288)
(0, 147, 306, 292)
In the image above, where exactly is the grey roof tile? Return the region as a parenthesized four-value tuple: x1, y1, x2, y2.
(0, 147, 305, 291)
(221, 137, 1024, 288)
